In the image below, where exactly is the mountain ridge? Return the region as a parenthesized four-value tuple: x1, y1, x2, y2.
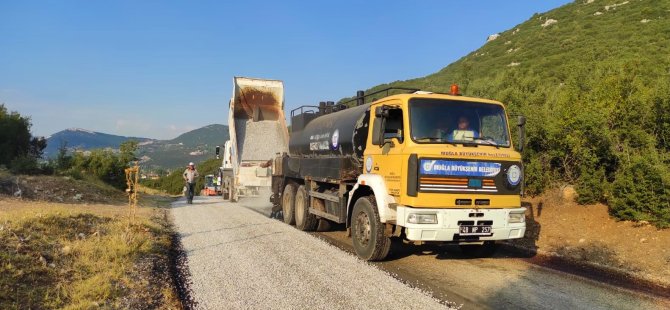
(45, 128, 152, 155)
(45, 124, 230, 170)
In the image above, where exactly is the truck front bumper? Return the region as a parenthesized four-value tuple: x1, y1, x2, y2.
(395, 206, 526, 242)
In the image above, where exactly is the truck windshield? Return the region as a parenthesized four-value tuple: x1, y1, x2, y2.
(409, 98, 511, 147)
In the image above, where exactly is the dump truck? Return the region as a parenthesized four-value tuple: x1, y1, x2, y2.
(224, 77, 289, 202)
(270, 85, 527, 261)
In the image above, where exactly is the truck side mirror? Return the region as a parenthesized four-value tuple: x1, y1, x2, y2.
(371, 107, 386, 146)
(516, 116, 526, 152)
(374, 106, 382, 117)
(215, 146, 220, 159)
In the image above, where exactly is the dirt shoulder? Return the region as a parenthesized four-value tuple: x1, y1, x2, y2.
(0, 172, 127, 205)
(0, 193, 183, 309)
(508, 189, 670, 290)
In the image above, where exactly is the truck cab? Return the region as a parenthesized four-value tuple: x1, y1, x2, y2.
(360, 91, 525, 255)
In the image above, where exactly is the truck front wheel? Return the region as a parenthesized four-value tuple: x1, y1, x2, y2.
(351, 196, 391, 261)
(281, 183, 297, 225)
(295, 185, 317, 231)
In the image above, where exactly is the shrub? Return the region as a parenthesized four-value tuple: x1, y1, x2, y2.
(9, 156, 40, 175)
(609, 155, 670, 228)
(576, 167, 606, 204)
(523, 155, 550, 196)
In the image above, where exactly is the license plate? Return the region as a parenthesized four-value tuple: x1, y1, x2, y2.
(459, 225, 492, 236)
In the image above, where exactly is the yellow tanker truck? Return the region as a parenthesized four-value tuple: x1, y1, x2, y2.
(271, 86, 527, 261)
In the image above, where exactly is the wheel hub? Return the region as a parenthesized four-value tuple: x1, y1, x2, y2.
(295, 196, 303, 223)
(282, 194, 290, 213)
(355, 211, 371, 246)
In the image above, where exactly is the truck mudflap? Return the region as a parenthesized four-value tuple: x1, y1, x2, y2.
(395, 206, 526, 242)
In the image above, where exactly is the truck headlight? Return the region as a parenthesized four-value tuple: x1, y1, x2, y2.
(508, 211, 525, 223)
(507, 165, 522, 187)
(407, 213, 438, 224)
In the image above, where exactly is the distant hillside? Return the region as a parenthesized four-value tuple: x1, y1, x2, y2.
(345, 0, 669, 101)
(46, 124, 229, 171)
(45, 128, 151, 156)
(137, 124, 229, 170)
(169, 124, 229, 148)
(343, 0, 670, 226)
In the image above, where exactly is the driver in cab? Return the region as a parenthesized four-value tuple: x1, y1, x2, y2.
(450, 116, 479, 141)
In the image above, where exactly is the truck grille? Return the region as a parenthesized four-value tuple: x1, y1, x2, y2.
(419, 177, 498, 193)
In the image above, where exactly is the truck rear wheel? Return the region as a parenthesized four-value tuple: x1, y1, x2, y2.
(229, 188, 236, 202)
(222, 184, 230, 200)
(230, 183, 237, 202)
(460, 241, 498, 258)
(281, 183, 297, 225)
(295, 185, 317, 231)
(351, 196, 391, 261)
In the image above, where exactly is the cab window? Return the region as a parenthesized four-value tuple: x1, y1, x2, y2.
(383, 108, 404, 143)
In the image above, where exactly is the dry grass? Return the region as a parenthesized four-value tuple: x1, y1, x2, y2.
(0, 196, 181, 309)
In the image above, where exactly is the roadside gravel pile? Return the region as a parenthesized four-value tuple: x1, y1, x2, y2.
(234, 119, 288, 161)
(171, 197, 454, 309)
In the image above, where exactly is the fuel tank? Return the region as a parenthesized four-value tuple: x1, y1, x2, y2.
(289, 103, 371, 158)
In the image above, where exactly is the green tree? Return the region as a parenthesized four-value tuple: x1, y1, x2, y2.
(0, 104, 32, 167)
(56, 141, 73, 171)
(0, 104, 47, 174)
(119, 140, 138, 164)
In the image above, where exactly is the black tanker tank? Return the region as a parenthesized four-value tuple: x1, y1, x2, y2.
(289, 103, 371, 159)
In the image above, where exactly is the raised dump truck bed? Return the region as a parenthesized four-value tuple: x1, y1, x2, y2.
(226, 77, 289, 201)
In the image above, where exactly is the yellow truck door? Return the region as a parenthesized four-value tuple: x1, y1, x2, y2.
(365, 102, 406, 198)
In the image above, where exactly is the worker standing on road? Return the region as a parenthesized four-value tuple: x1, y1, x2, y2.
(183, 162, 199, 204)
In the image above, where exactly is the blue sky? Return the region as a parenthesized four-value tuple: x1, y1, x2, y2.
(0, 0, 571, 139)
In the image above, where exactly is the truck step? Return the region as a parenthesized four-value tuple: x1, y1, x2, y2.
(308, 191, 340, 203)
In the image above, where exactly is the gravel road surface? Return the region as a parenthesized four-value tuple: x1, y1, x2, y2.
(172, 196, 670, 310)
(171, 196, 453, 309)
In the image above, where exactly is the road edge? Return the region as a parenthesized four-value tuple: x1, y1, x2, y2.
(499, 241, 670, 299)
(165, 208, 198, 309)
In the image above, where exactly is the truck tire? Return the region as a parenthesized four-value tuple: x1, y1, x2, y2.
(230, 184, 237, 202)
(282, 183, 297, 225)
(460, 241, 498, 258)
(221, 178, 229, 200)
(222, 185, 230, 200)
(295, 185, 317, 231)
(351, 196, 391, 261)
